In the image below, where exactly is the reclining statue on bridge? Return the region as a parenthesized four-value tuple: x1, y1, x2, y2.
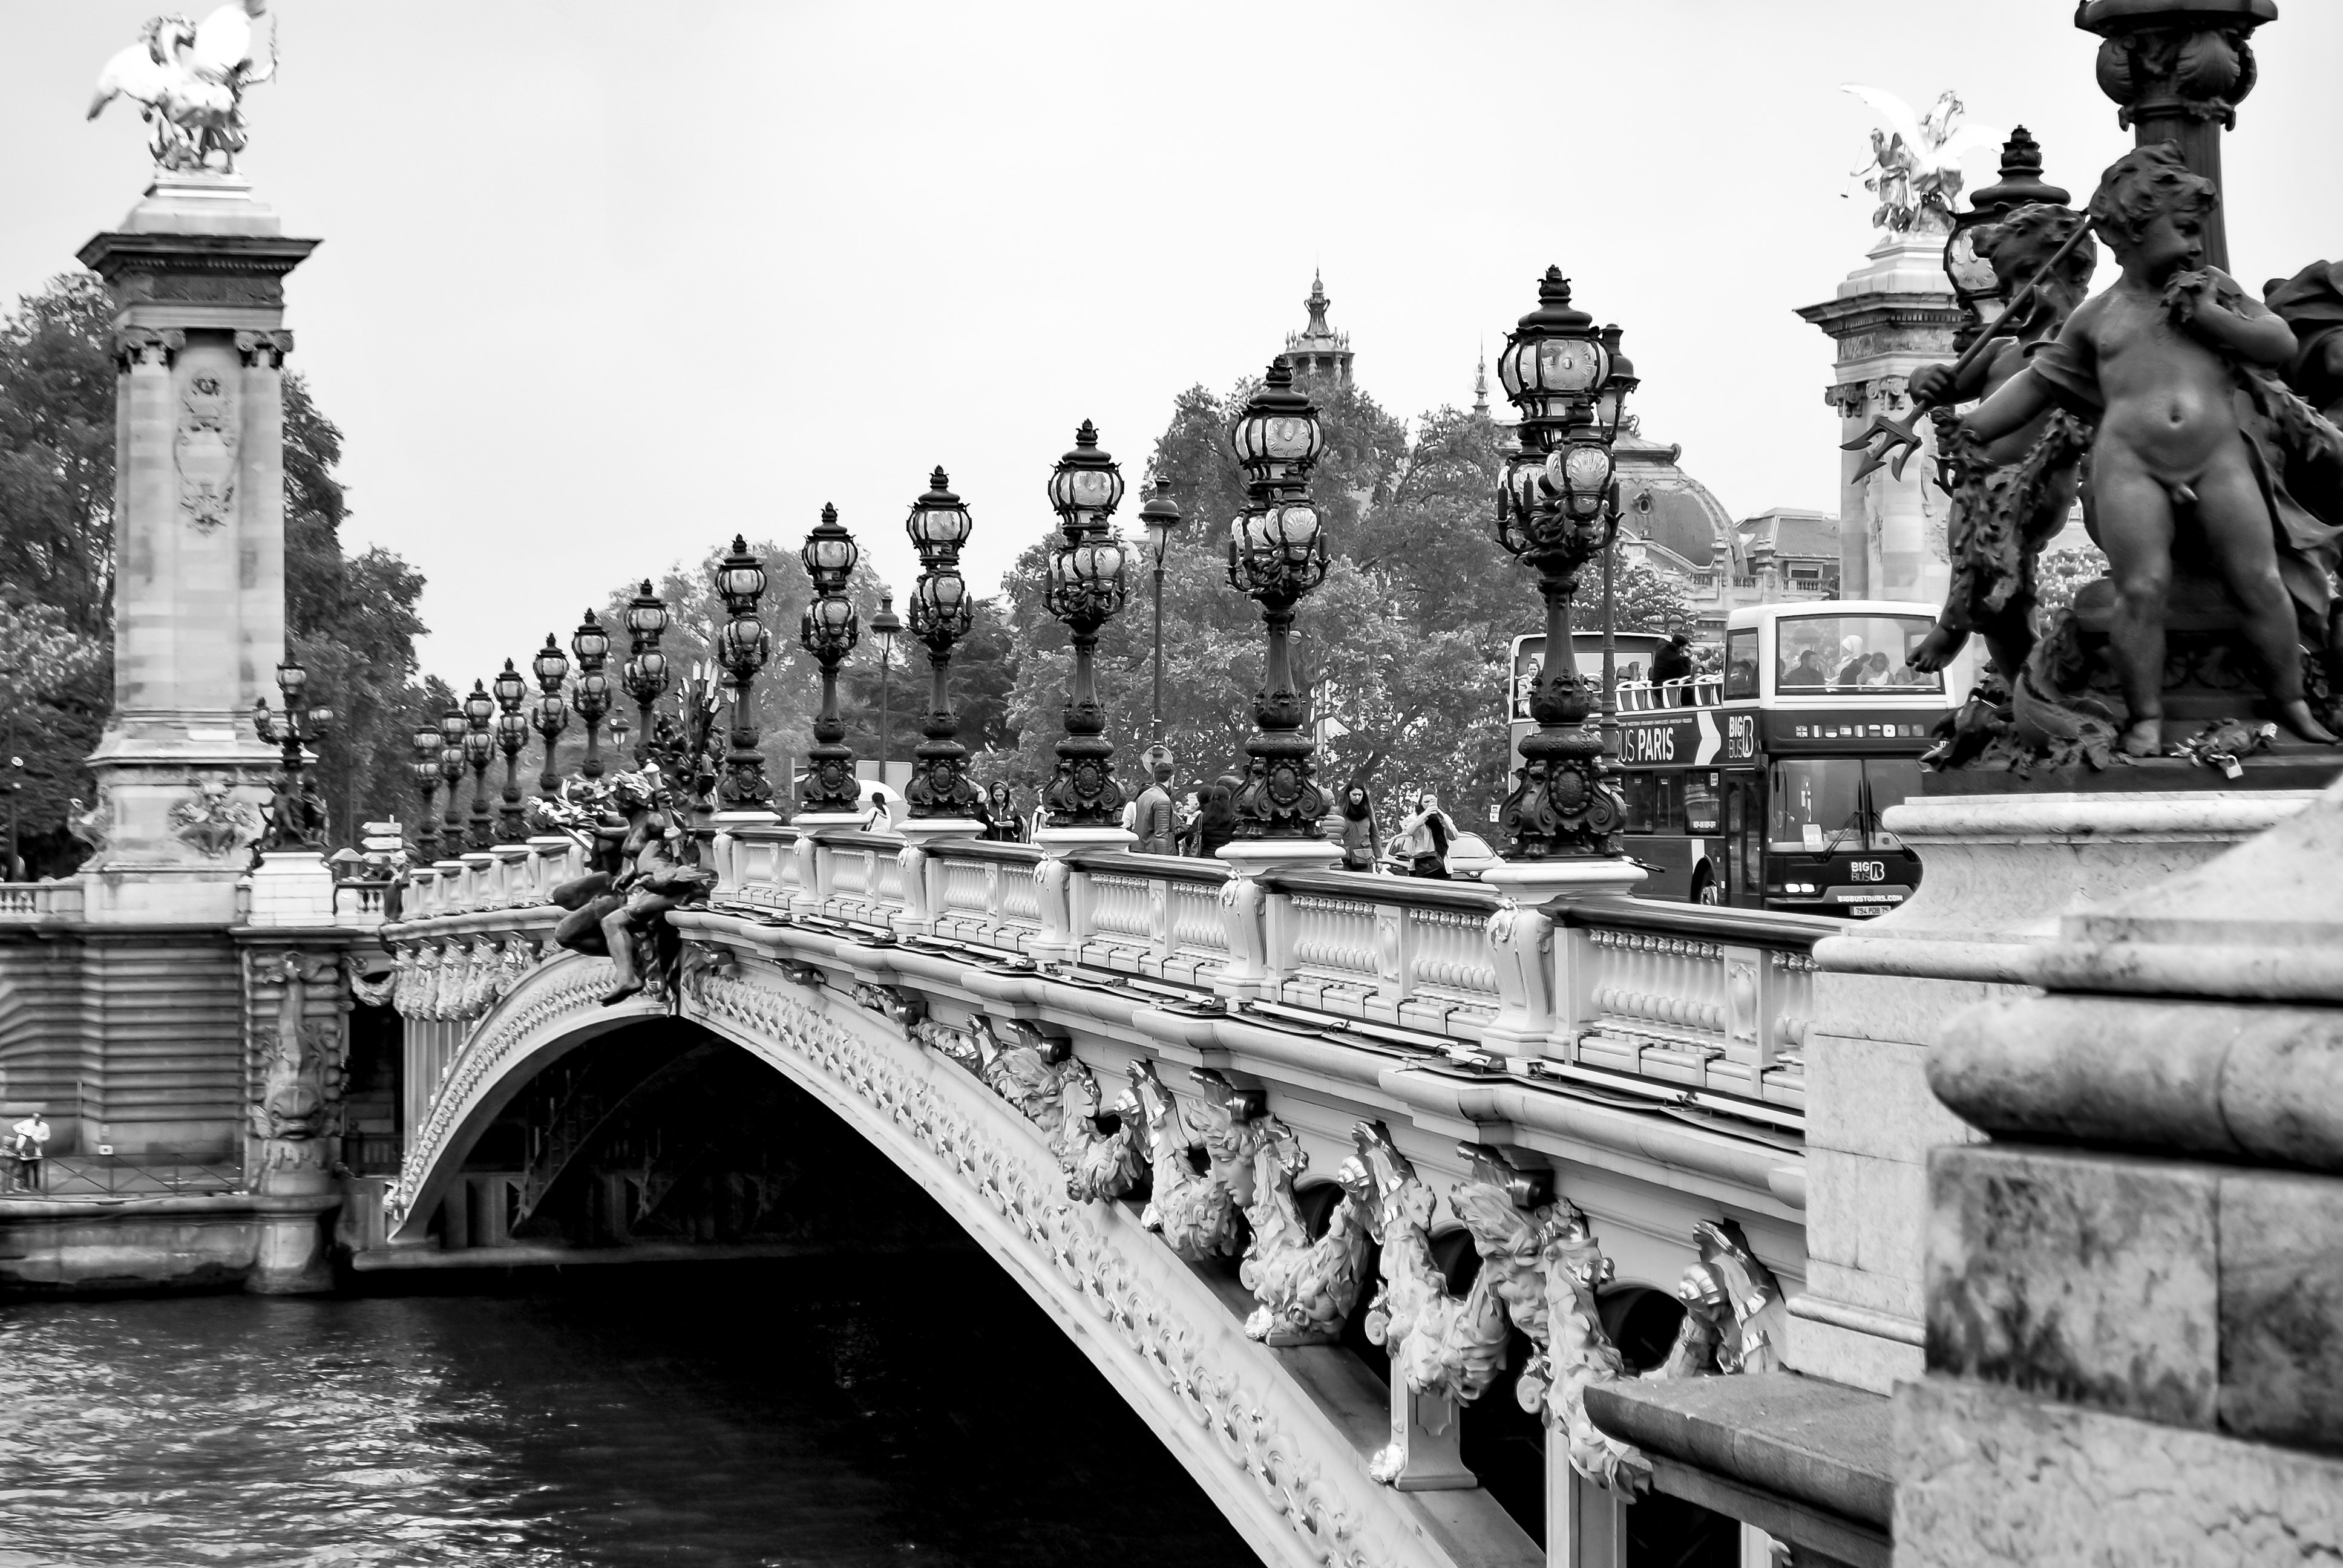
(536, 769, 714, 1007)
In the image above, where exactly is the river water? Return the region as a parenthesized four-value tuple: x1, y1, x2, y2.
(0, 1258, 1257, 1567)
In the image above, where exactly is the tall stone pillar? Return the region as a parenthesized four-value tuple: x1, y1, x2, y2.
(1795, 232, 1961, 606)
(74, 171, 318, 925)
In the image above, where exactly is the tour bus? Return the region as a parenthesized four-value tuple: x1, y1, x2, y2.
(1507, 604, 1972, 917)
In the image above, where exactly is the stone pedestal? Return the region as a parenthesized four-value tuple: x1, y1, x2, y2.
(1029, 825, 1135, 964)
(1211, 837, 1341, 1000)
(1794, 230, 1961, 606)
(76, 172, 318, 927)
(893, 817, 985, 938)
(245, 1190, 338, 1294)
(1787, 789, 2315, 1394)
(1895, 776, 2343, 1563)
(1478, 857, 1647, 1057)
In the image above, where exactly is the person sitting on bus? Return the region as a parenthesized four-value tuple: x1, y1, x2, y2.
(1858, 652, 1895, 687)
(1782, 650, 1826, 688)
(1650, 632, 1694, 705)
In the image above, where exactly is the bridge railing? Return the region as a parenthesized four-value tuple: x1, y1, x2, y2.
(0, 881, 85, 922)
(381, 818, 1825, 1116)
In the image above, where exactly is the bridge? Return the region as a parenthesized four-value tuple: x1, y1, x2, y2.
(333, 821, 1830, 1568)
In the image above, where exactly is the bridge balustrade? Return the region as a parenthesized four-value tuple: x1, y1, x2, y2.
(379, 822, 1824, 1117)
(0, 882, 86, 922)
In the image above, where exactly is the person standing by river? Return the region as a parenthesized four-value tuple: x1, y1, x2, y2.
(8, 1108, 49, 1193)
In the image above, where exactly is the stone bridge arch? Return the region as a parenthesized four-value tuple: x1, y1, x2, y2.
(384, 943, 1540, 1568)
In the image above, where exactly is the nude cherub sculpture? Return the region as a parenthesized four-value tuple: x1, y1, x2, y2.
(546, 769, 713, 1006)
(1961, 145, 2338, 754)
(1908, 203, 2098, 681)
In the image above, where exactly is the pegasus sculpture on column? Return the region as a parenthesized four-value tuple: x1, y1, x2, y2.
(89, 2, 277, 173)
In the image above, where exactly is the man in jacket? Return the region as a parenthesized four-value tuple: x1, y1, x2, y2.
(1132, 746, 1178, 855)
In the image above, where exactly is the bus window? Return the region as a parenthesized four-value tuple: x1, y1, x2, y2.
(1683, 772, 1721, 834)
(1770, 759, 1866, 853)
(1723, 629, 1759, 699)
(1774, 613, 1944, 693)
(1867, 759, 1922, 850)
(1619, 773, 1658, 833)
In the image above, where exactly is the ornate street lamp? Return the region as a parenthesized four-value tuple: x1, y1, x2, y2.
(798, 503, 864, 817)
(621, 581, 670, 768)
(530, 634, 569, 800)
(570, 610, 613, 779)
(1942, 126, 2071, 350)
(410, 719, 444, 860)
(436, 707, 467, 852)
(1492, 267, 1633, 860)
(713, 535, 774, 809)
(462, 678, 497, 851)
(904, 466, 980, 820)
(250, 654, 335, 851)
(1225, 358, 1329, 840)
(870, 590, 902, 788)
(491, 659, 531, 841)
(1041, 420, 1129, 829)
(1139, 480, 1184, 745)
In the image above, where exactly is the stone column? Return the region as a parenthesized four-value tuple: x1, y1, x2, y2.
(1794, 232, 1961, 607)
(76, 171, 320, 925)
(1895, 780, 2343, 1562)
(1784, 789, 2315, 1395)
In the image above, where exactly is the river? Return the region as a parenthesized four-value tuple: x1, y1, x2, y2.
(0, 1257, 1259, 1567)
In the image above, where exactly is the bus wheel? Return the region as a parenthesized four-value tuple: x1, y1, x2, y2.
(1692, 869, 1722, 906)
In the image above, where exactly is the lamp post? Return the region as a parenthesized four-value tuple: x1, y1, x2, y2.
(904, 466, 980, 821)
(1139, 480, 1184, 745)
(570, 610, 613, 779)
(870, 590, 902, 793)
(410, 719, 443, 860)
(1226, 358, 1331, 842)
(436, 708, 466, 852)
(531, 634, 569, 800)
(621, 581, 670, 769)
(461, 678, 496, 851)
(1490, 266, 1634, 861)
(250, 655, 335, 851)
(798, 503, 864, 818)
(713, 535, 775, 809)
(491, 659, 531, 841)
(1041, 420, 1130, 830)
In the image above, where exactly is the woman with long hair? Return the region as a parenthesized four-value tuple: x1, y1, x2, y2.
(981, 782, 1020, 841)
(1337, 783, 1380, 872)
(1395, 791, 1458, 880)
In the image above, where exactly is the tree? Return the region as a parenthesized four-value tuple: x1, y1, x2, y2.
(1573, 559, 1696, 635)
(2036, 543, 2109, 619)
(0, 273, 434, 872)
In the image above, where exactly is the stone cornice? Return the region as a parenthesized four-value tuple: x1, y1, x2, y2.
(1794, 293, 1963, 336)
(76, 231, 321, 281)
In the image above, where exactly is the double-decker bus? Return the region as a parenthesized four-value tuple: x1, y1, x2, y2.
(1507, 603, 1971, 916)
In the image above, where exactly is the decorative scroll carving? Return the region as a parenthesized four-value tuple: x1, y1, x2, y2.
(970, 1017, 1145, 1205)
(234, 328, 293, 368)
(1240, 1116, 1376, 1347)
(176, 367, 240, 532)
(854, 982, 928, 1030)
(1351, 1125, 1539, 1482)
(250, 952, 346, 1185)
(1129, 1061, 1260, 1261)
(345, 951, 395, 1009)
(112, 326, 183, 371)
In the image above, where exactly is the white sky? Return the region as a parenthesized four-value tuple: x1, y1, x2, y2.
(5, 1, 2342, 689)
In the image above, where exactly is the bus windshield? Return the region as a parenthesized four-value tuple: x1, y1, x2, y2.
(1770, 759, 1915, 852)
(1774, 613, 1942, 694)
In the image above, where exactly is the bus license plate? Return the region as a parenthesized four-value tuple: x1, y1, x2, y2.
(1850, 861, 1886, 883)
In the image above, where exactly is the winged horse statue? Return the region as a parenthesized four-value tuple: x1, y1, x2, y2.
(88, 1, 278, 174)
(1841, 84, 1999, 235)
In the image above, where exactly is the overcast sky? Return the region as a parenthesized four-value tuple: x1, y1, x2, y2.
(6, 1, 2342, 688)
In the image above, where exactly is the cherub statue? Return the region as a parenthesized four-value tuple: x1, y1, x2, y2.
(1961, 145, 2343, 754)
(88, 3, 276, 174)
(545, 769, 713, 1007)
(1907, 203, 2099, 681)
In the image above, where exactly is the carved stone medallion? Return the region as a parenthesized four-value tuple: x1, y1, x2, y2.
(176, 370, 240, 532)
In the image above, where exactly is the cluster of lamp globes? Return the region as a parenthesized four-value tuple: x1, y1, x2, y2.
(1495, 266, 1639, 550)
